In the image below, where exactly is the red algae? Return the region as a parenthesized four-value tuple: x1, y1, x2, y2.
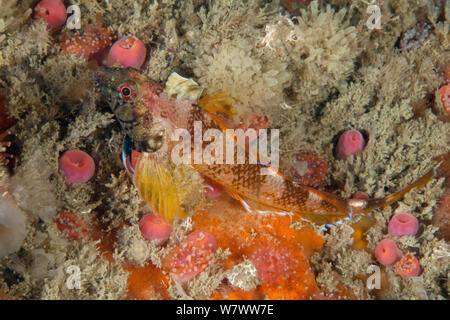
(59, 150, 95, 184)
(138, 213, 171, 245)
(290, 152, 328, 187)
(388, 213, 419, 237)
(394, 254, 421, 278)
(34, 0, 67, 31)
(106, 36, 147, 69)
(375, 239, 400, 266)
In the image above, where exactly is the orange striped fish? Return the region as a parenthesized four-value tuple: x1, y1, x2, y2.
(98, 68, 449, 224)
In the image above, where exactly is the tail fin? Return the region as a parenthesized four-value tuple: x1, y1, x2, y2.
(349, 152, 449, 215)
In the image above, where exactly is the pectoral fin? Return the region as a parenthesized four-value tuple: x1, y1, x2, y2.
(133, 153, 187, 223)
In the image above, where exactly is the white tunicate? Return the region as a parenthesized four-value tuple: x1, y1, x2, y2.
(0, 190, 27, 257)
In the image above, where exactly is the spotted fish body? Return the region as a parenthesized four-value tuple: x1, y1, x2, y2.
(98, 68, 447, 224)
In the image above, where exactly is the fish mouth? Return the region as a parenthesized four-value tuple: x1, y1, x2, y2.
(121, 119, 166, 155)
(146, 130, 165, 153)
(131, 126, 166, 154)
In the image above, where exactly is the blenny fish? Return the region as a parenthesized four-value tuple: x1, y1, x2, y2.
(98, 68, 449, 225)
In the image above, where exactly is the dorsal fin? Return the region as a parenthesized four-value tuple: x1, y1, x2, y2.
(198, 92, 235, 117)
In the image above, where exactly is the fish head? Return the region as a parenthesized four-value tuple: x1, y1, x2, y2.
(97, 67, 169, 155)
(97, 67, 142, 121)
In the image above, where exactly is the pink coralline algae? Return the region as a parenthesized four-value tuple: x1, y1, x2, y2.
(58, 150, 95, 184)
(105, 36, 147, 69)
(336, 130, 365, 160)
(388, 213, 419, 237)
(34, 0, 67, 31)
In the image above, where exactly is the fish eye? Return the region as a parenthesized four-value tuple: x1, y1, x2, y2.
(119, 84, 134, 99)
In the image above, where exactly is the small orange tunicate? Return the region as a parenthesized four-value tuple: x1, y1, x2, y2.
(375, 239, 400, 266)
(336, 130, 366, 160)
(105, 36, 146, 69)
(139, 213, 171, 245)
(388, 213, 419, 237)
(58, 150, 95, 184)
(34, 0, 67, 31)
